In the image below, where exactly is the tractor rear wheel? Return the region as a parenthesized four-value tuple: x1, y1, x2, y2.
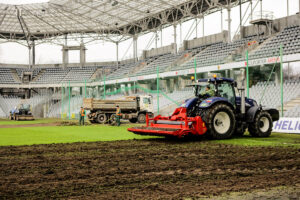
(200, 103, 236, 139)
(248, 111, 272, 137)
(97, 113, 107, 124)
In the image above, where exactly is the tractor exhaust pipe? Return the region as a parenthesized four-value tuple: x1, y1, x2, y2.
(239, 69, 246, 115)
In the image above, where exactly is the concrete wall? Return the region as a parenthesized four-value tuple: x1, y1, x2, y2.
(182, 31, 229, 50)
(242, 14, 300, 38)
(141, 43, 176, 59)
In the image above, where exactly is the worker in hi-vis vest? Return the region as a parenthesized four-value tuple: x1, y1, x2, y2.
(79, 107, 85, 126)
(116, 105, 121, 126)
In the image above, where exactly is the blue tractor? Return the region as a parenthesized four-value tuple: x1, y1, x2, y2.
(128, 72, 280, 139)
(184, 76, 279, 139)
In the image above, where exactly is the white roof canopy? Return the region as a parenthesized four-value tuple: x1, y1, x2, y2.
(0, 0, 246, 44)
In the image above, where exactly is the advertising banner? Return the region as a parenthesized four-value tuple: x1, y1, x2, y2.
(273, 118, 300, 134)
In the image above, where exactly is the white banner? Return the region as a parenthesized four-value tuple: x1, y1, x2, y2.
(273, 118, 300, 134)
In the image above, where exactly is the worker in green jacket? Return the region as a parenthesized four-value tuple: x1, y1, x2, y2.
(116, 105, 121, 126)
(201, 85, 215, 98)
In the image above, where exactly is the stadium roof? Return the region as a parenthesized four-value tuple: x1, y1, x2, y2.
(0, 0, 248, 43)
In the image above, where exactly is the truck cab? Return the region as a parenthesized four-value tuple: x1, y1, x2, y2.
(138, 95, 153, 114)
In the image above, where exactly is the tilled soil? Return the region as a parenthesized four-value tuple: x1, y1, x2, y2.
(0, 139, 299, 199)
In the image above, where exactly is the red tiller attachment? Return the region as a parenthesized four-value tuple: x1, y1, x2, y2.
(128, 107, 207, 138)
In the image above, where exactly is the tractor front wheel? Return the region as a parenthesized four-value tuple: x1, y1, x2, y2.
(249, 111, 272, 137)
(201, 103, 236, 139)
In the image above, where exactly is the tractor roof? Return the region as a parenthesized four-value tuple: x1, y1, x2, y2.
(197, 78, 235, 83)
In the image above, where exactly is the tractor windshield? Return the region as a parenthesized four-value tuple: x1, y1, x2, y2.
(195, 83, 216, 97)
(217, 82, 236, 105)
(20, 104, 30, 110)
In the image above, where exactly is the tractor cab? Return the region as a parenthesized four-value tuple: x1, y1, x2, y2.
(187, 78, 240, 114)
(193, 78, 237, 104)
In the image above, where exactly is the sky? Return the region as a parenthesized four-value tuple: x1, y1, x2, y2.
(0, 0, 299, 64)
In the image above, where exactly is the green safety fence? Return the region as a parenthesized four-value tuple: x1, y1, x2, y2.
(247, 45, 284, 117)
(59, 44, 285, 119)
(59, 72, 183, 119)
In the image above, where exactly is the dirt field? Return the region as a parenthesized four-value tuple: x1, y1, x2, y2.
(0, 139, 299, 199)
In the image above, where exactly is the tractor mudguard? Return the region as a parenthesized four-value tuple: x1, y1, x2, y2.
(246, 106, 280, 122)
(198, 97, 234, 109)
(246, 106, 260, 122)
(264, 108, 280, 122)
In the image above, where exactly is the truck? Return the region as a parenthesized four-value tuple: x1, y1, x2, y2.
(9, 104, 34, 121)
(83, 95, 154, 124)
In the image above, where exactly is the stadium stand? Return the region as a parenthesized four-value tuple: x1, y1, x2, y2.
(0, 106, 5, 118)
(61, 67, 98, 83)
(0, 95, 21, 116)
(1, 25, 300, 86)
(15, 68, 41, 81)
(285, 105, 300, 117)
(248, 25, 300, 59)
(132, 53, 183, 76)
(107, 62, 139, 80)
(0, 68, 21, 84)
(249, 81, 300, 115)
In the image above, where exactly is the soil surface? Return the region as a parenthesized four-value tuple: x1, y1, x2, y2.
(0, 139, 299, 199)
(0, 123, 59, 128)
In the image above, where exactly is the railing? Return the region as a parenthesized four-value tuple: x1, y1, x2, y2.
(252, 11, 274, 21)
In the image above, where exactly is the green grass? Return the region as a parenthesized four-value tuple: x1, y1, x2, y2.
(0, 118, 299, 147)
(214, 132, 300, 147)
(0, 124, 158, 146)
(0, 118, 61, 125)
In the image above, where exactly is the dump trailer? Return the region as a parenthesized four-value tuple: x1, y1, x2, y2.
(9, 104, 34, 121)
(128, 70, 280, 139)
(84, 95, 154, 124)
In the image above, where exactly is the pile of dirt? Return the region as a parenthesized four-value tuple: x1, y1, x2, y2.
(0, 139, 299, 199)
(59, 120, 91, 126)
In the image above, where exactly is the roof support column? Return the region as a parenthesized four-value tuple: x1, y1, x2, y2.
(155, 31, 158, 49)
(173, 24, 177, 54)
(287, 0, 289, 16)
(239, 0, 242, 38)
(160, 27, 163, 47)
(202, 15, 205, 37)
(28, 46, 32, 69)
(180, 21, 183, 44)
(116, 42, 119, 68)
(260, 0, 263, 18)
(221, 8, 223, 32)
(133, 35, 138, 62)
(250, 0, 253, 21)
(28, 40, 35, 69)
(62, 34, 68, 68)
(227, 7, 232, 43)
(32, 40, 35, 66)
(80, 42, 86, 67)
(195, 18, 198, 38)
